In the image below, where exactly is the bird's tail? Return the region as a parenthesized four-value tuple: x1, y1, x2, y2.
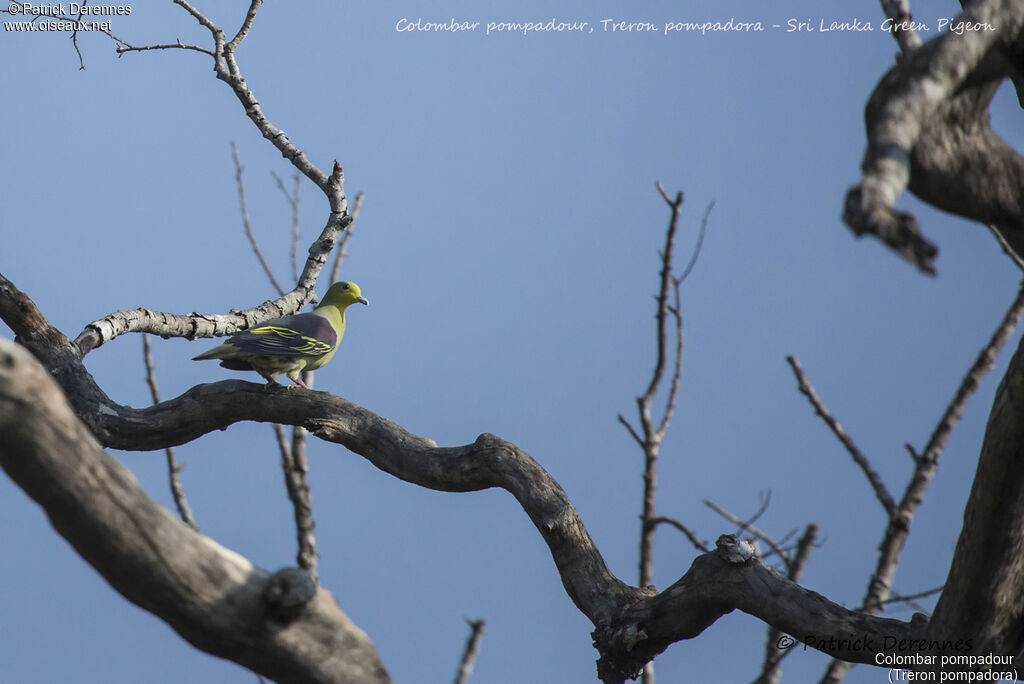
(192, 345, 226, 361)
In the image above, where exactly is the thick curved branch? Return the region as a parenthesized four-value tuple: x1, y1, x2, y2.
(927, 325, 1024, 663)
(754, 524, 819, 684)
(0, 339, 390, 684)
(594, 536, 924, 683)
(844, 0, 1024, 273)
(1, 276, 926, 682)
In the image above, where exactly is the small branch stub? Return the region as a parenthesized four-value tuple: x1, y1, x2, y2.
(262, 567, 316, 622)
(716, 534, 758, 564)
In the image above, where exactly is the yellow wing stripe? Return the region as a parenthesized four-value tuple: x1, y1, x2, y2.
(249, 326, 333, 355)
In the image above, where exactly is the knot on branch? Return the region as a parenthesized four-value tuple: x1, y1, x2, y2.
(262, 567, 316, 622)
(592, 621, 650, 684)
(473, 433, 503, 450)
(715, 534, 758, 564)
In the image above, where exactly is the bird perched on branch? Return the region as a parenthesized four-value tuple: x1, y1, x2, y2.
(192, 281, 368, 388)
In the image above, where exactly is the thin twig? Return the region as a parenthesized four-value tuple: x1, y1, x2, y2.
(271, 169, 303, 283)
(641, 187, 683, 414)
(704, 499, 787, 565)
(329, 191, 363, 284)
(70, 3, 86, 71)
(790, 523, 818, 580)
(786, 355, 897, 517)
(742, 491, 772, 533)
(657, 274, 684, 438)
(987, 224, 1024, 272)
(876, 585, 943, 608)
(677, 202, 715, 285)
(272, 424, 292, 462)
(648, 516, 709, 553)
(275, 421, 319, 583)
(635, 187, 685, 606)
(116, 40, 214, 57)
(617, 414, 645, 449)
(142, 335, 198, 531)
(232, 142, 285, 296)
(227, 0, 263, 52)
(453, 618, 486, 684)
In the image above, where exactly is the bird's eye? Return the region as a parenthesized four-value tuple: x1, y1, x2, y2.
(341, 283, 349, 289)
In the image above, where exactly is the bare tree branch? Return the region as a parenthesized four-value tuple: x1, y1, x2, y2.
(272, 421, 319, 582)
(676, 201, 715, 287)
(280, 418, 318, 582)
(617, 414, 645, 449)
(742, 491, 772, 536)
(142, 334, 199, 531)
(649, 516, 709, 553)
(115, 39, 214, 57)
(987, 224, 1024, 272)
(233, 142, 286, 296)
(876, 585, 943, 609)
(633, 186, 690, 600)
(226, 0, 263, 52)
(786, 356, 897, 517)
(623, 187, 712, 684)
(271, 169, 304, 283)
(453, 618, 486, 684)
(641, 188, 682, 415)
(330, 191, 363, 285)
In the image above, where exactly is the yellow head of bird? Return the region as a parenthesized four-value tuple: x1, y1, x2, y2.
(321, 281, 369, 309)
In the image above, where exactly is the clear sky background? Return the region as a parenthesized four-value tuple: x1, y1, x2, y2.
(2, 1, 1023, 683)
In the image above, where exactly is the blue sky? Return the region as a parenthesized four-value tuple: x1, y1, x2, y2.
(2, 1, 1023, 682)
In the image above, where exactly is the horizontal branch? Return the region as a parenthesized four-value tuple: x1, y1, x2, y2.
(71, 168, 350, 356)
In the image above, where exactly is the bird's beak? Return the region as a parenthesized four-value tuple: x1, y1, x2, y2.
(357, 296, 369, 306)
